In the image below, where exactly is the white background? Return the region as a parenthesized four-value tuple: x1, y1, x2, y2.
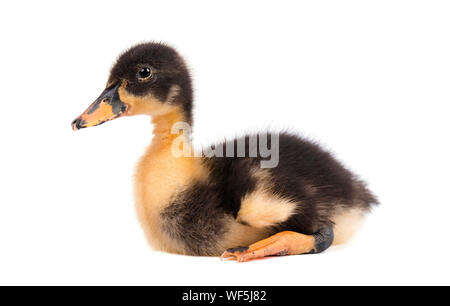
(0, 0, 449, 285)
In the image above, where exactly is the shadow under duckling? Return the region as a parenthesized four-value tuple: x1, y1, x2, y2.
(72, 42, 378, 262)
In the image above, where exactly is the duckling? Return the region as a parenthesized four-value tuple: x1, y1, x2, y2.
(72, 42, 378, 262)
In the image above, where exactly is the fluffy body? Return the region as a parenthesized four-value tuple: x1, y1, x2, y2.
(136, 131, 377, 256)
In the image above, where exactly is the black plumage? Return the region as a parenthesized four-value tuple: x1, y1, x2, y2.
(161, 134, 377, 255)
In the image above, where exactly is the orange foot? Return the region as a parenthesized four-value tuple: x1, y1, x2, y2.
(220, 231, 316, 263)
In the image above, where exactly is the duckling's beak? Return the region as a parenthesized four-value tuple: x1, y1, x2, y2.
(72, 83, 128, 131)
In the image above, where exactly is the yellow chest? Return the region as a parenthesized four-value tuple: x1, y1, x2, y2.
(133, 142, 206, 254)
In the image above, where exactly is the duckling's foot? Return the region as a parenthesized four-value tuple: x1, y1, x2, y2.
(220, 230, 318, 263)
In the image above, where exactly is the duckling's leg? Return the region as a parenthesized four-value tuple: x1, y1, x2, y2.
(221, 228, 334, 262)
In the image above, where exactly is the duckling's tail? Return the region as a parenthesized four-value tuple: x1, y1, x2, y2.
(331, 180, 378, 245)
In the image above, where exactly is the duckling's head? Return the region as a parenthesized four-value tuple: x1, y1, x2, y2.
(72, 42, 193, 131)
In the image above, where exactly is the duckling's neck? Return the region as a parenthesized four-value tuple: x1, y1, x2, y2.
(150, 109, 192, 150)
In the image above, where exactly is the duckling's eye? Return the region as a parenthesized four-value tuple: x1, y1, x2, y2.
(137, 67, 152, 80)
